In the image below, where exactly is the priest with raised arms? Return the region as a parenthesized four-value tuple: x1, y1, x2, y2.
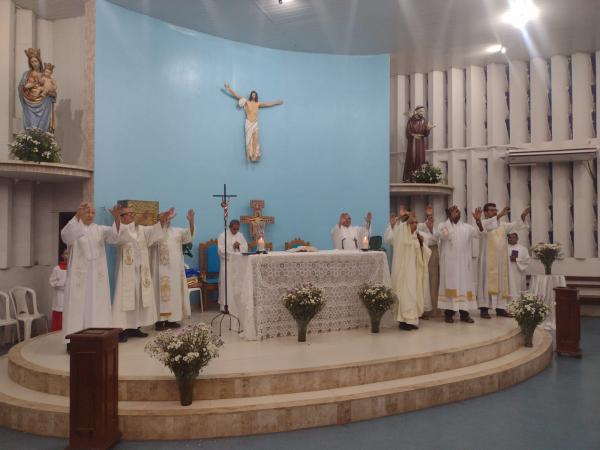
(151, 208, 195, 331)
(112, 206, 173, 341)
(60, 202, 120, 345)
(218, 219, 248, 311)
(475, 204, 530, 319)
(330, 212, 371, 250)
(435, 205, 480, 324)
(385, 208, 431, 330)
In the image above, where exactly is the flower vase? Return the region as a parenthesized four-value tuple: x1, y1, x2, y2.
(520, 324, 536, 348)
(368, 310, 385, 333)
(175, 372, 196, 406)
(296, 318, 311, 342)
(543, 262, 553, 275)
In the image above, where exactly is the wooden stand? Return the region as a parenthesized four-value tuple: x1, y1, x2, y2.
(554, 287, 582, 358)
(66, 328, 121, 449)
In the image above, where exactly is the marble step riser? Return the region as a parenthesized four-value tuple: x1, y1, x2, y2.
(8, 329, 522, 401)
(0, 337, 552, 440)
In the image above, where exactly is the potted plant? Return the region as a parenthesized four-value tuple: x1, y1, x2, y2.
(282, 283, 324, 342)
(358, 283, 396, 333)
(9, 127, 61, 163)
(409, 162, 443, 184)
(508, 292, 550, 347)
(531, 242, 562, 275)
(144, 323, 223, 406)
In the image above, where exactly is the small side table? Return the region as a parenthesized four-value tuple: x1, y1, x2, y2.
(529, 274, 566, 330)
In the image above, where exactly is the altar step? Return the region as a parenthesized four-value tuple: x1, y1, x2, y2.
(0, 331, 552, 440)
(8, 326, 524, 401)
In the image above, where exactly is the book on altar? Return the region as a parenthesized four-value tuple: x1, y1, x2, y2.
(286, 245, 320, 253)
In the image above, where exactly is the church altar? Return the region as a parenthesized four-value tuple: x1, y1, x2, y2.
(226, 250, 391, 340)
(529, 274, 567, 330)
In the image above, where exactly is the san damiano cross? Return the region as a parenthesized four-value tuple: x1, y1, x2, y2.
(240, 200, 275, 243)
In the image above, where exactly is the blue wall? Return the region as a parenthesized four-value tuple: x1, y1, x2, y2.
(95, 1, 389, 265)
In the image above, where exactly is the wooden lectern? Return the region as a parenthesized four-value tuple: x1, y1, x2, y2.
(66, 328, 121, 449)
(554, 287, 582, 357)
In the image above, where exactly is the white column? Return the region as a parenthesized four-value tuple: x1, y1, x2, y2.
(486, 63, 508, 145)
(12, 181, 34, 267)
(530, 165, 552, 244)
(467, 151, 487, 213)
(466, 65, 486, 147)
(530, 58, 550, 144)
(0, 179, 13, 268)
(552, 163, 573, 256)
(447, 68, 465, 148)
(448, 152, 467, 215)
(487, 148, 509, 208)
(395, 74, 410, 181)
(36, 18, 53, 65)
(428, 70, 445, 150)
(0, 0, 16, 159)
(597, 52, 600, 139)
(412, 196, 426, 222)
(550, 55, 570, 142)
(510, 166, 530, 247)
(509, 61, 529, 145)
(34, 183, 55, 266)
(571, 53, 596, 257)
(410, 72, 426, 111)
(14, 8, 36, 126)
(431, 152, 449, 220)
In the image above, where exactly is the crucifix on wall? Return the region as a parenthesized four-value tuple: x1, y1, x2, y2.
(240, 200, 275, 243)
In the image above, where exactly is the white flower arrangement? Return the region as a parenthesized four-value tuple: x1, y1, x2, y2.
(508, 292, 550, 327)
(358, 283, 396, 313)
(9, 127, 61, 163)
(144, 323, 223, 376)
(531, 242, 562, 274)
(282, 283, 324, 321)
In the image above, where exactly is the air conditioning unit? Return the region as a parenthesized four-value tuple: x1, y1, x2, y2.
(505, 146, 598, 165)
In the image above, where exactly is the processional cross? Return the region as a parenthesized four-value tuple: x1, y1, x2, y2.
(240, 200, 275, 242)
(211, 184, 240, 335)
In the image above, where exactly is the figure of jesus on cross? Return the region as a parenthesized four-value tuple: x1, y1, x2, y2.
(241, 200, 275, 246)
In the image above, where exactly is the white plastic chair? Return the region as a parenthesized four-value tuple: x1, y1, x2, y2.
(9, 286, 48, 340)
(0, 291, 20, 344)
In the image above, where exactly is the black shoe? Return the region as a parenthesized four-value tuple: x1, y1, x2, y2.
(155, 321, 166, 331)
(119, 331, 129, 342)
(165, 321, 181, 329)
(444, 316, 454, 323)
(496, 309, 513, 318)
(460, 316, 475, 323)
(127, 328, 148, 338)
(408, 324, 419, 330)
(399, 322, 413, 331)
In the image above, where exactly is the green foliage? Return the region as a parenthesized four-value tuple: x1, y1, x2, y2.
(9, 127, 61, 163)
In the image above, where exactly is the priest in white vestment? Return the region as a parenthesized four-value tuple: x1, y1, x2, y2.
(60, 202, 119, 344)
(151, 209, 195, 330)
(112, 207, 171, 340)
(330, 212, 371, 250)
(435, 205, 480, 324)
(507, 232, 531, 301)
(416, 206, 439, 317)
(218, 220, 248, 311)
(475, 204, 530, 318)
(387, 211, 431, 330)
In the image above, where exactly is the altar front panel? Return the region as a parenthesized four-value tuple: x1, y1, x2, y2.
(228, 250, 391, 340)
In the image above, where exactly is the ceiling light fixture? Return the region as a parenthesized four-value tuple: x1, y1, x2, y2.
(502, 0, 539, 29)
(486, 44, 507, 54)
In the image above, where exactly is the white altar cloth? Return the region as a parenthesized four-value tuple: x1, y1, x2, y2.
(529, 274, 566, 330)
(225, 250, 391, 340)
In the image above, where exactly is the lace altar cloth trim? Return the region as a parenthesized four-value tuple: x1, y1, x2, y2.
(246, 251, 390, 340)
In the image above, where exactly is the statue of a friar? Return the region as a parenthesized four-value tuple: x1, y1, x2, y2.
(402, 105, 434, 181)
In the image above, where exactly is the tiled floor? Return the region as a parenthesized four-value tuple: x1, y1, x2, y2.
(0, 318, 598, 450)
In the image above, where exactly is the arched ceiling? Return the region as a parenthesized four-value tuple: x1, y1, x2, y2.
(17, 0, 600, 74)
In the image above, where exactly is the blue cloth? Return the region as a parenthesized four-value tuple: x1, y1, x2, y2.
(18, 71, 54, 132)
(207, 245, 220, 273)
